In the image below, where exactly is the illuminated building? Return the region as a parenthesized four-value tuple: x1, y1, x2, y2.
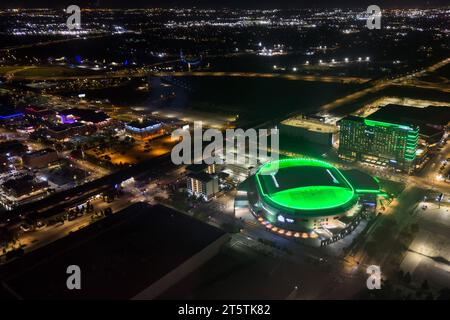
(57, 108, 110, 127)
(25, 105, 53, 120)
(46, 123, 94, 141)
(338, 116, 419, 172)
(1, 175, 49, 210)
(251, 158, 381, 232)
(0, 109, 24, 121)
(367, 104, 449, 146)
(187, 172, 219, 201)
(125, 119, 165, 140)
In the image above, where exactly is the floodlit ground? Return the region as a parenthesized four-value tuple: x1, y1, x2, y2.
(85, 135, 176, 165)
(400, 202, 450, 289)
(352, 97, 450, 118)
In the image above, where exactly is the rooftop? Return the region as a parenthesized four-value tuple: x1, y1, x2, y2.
(256, 158, 357, 212)
(126, 119, 162, 130)
(0, 203, 226, 300)
(59, 108, 110, 124)
(187, 172, 216, 183)
(186, 163, 208, 173)
(368, 104, 450, 128)
(47, 122, 85, 132)
(0, 140, 27, 156)
(340, 115, 418, 131)
(281, 116, 338, 133)
(24, 148, 56, 157)
(342, 169, 381, 194)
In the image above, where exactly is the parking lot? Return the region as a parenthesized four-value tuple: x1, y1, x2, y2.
(400, 201, 450, 289)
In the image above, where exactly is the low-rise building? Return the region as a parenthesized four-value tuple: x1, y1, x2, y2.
(46, 123, 94, 140)
(279, 115, 339, 147)
(2, 175, 48, 198)
(57, 108, 110, 127)
(125, 119, 165, 140)
(22, 148, 58, 169)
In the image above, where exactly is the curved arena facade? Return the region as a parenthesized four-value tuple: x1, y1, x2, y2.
(253, 158, 368, 232)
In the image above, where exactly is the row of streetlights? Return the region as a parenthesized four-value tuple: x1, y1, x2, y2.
(273, 57, 371, 71)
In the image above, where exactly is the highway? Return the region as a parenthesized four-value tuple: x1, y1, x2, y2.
(318, 57, 450, 113)
(7, 67, 370, 84)
(150, 71, 371, 84)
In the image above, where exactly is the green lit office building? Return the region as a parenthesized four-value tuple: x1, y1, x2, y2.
(338, 116, 419, 172)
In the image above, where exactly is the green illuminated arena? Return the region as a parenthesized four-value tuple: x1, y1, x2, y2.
(253, 158, 370, 232)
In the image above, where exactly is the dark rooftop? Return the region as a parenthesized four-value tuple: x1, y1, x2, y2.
(0, 140, 27, 155)
(126, 119, 162, 129)
(368, 104, 450, 128)
(24, 148, 56, 157)
(59, 108, 110, 123)
(47, 122, 85, 132)
(342, 169, 380, 192)
(187, 172, 216, 183)
(186, 163, 208, 173)
(0, 202, 226, 300)
(3, 175, 48, 197)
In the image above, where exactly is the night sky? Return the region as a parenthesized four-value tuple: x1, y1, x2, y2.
(1, 0, 447, 9)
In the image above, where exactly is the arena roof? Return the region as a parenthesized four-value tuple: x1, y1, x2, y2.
(256, 158, 358, 212)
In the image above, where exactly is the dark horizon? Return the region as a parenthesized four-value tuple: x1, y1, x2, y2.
(1, 0, 449, 9)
